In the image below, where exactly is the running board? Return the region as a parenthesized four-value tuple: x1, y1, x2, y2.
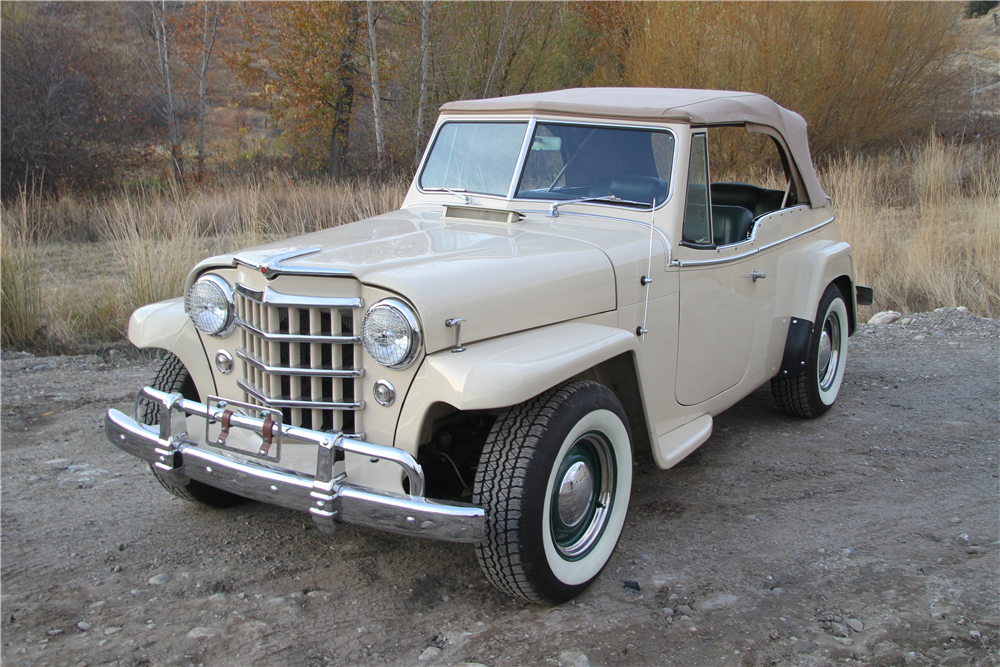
(654, 415, 713, 469)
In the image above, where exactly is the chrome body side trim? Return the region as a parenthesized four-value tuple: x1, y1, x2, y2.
(234, 283, 363, 310)
(105, 387, 484, 543)
(676, 215, 835, 267)
(236, 348, 364, 379)
(753, 214, 834, 253)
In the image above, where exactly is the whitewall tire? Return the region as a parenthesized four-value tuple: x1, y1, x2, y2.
(473, 380, 633, 604)
(772, 284, 849, 418)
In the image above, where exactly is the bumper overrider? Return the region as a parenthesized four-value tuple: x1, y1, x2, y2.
(105, 387, 484, 543)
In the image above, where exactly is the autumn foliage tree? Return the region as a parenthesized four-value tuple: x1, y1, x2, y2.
(228, 2, 366, 178)
(0, 1, 980, 193)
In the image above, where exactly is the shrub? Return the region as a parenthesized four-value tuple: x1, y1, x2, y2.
(583, 3, 966, 161)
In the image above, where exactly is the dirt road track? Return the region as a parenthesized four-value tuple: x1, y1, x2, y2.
(2, 308, 998, 666)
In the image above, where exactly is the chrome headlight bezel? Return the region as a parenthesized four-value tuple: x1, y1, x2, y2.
(186, 274, 235, 337)
(361, 298, 422, 370)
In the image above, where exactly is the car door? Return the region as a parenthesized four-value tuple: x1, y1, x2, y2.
(674, 132, 759, 406)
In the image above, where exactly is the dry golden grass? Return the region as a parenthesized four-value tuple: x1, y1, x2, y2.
(1, 192, 47, 349)
(1, 177, 408, 351)
(825, 137, 1000, 319)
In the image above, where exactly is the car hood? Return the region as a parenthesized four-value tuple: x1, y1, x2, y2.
(206, 208, 618, 354)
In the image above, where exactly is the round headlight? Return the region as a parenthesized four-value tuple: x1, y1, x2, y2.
(361, 299, 421, 369)
(186, 274, 234, 337)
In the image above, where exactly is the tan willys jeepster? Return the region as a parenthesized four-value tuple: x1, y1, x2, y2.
(106, 88, 872, 604)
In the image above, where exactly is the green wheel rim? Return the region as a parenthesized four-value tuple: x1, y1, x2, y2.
(550, 431, 616, 561)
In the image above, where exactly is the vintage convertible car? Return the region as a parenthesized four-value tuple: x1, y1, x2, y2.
(105, 88, 872, 604)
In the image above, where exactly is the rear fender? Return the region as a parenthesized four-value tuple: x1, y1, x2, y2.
(776, 241, 856, 332)
(771, 241, 856, 380)
(128, 298, 215, 400)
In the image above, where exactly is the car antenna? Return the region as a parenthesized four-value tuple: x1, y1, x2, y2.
(637, 198, 655, 340)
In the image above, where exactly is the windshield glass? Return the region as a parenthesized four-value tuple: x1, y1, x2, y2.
(517, 123, 675, 207)
(419, 122, 528, 197)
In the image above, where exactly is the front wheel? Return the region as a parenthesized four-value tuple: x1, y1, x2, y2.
(141, 352, 246, 508)
(772, 284, 849, 418)
(473, 380, 633, 604)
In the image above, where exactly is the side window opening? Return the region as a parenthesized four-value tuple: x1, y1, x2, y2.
(708, 126, 796, 238)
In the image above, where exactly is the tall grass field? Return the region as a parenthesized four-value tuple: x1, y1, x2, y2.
(1, 138, 997, 353)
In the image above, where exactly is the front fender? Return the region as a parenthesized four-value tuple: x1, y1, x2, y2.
(776, 240, 855, 326)
(128, 298, 215, 400)
(423, 322, 638, 411)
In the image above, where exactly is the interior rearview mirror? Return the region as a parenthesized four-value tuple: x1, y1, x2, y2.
(531, 136, 562, 152)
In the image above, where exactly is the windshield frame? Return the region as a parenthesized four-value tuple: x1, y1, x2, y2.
(417, 117, 678, 212)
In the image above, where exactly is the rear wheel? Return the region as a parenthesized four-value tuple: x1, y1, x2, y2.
(473, 380, 633, 604)
(141, 352, 245, 508)
(772, 284, 849, 418)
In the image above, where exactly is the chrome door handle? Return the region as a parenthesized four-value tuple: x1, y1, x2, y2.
(750, 270, 766, 282)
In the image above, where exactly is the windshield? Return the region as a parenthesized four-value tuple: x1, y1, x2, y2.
(419, 122, 528, 197)
(419, 120, 675, 208)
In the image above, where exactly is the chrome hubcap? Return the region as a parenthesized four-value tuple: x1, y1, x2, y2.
(558, 461, 594, 528)
(817, 330, 832, 375)
(551, 432, 616, 561)
(817, 310, 841, 391)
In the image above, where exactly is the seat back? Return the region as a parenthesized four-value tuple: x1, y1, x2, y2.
(711, 182, 786, 218)
(712, 205, 754, 245)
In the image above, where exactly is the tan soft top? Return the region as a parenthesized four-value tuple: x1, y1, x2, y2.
(441, 88, 828, 208)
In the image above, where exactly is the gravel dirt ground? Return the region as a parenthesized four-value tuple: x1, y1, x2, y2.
(2, 308, 998, 667)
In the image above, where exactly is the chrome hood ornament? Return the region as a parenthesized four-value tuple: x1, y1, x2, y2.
(235, 247, 353, 279)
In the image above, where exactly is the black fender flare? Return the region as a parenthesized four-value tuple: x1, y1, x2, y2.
(776, 315, 815, 380)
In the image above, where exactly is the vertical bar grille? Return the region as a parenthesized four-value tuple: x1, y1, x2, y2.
(233, 284, 364, 435)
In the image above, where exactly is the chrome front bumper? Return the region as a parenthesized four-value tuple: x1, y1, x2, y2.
(105, 387, 484, 543)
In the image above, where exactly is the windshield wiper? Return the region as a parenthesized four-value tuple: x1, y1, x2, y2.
(547, 195, 647, 218)
(424, 187, 472, 205)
